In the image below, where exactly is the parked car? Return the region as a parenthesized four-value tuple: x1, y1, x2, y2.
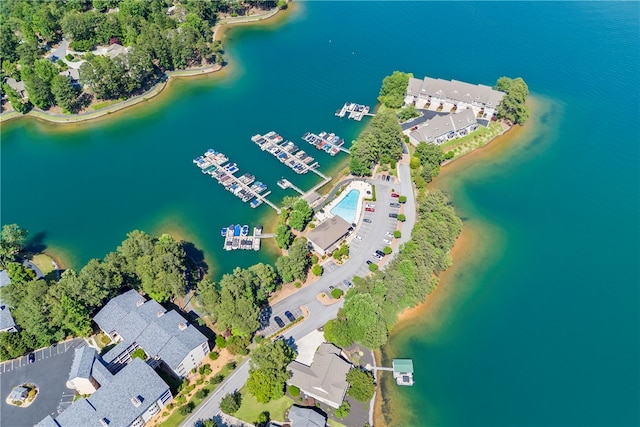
(390, 203, 400, 208)
(389, 213, 398, 218)
(383, 239, 392, 244)
(355, 235, 362, 240)
(365, 207, 375, 212)
(366, 203, 375, 208)
(28, 353, 35, 364)
(376, 250, 385, 257)
(343, 279, 353, 288)
(329, 285, 335, 291)
(366, 260, 373, 265)
(386, 231, 394, 237)
(284, 311, 296, 322)
(386, 175, 391, 181)
(363, 218, 372, 223)
(391, 193, 400, 198)
(274, 316, 285, 328)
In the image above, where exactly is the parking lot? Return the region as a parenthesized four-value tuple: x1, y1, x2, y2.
(0, 338, 85, 427)
(258, 306, 305, 338)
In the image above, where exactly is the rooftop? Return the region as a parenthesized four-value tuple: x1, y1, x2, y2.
(287, 343, 351, 408)
(93, 290, 207, 372)
(37, 358, 170, 427)
(68, 346, 97, 381)
(408, 76, 505, 107)
(288, 405, 327, 427)
(393, 359, 414, 374)
(409, 109, 477, 142)
(306, 216, 352, 252)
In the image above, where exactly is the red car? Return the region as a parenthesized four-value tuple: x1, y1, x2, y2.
(391, 193, 400, 198)
(365, 207, 375, 212)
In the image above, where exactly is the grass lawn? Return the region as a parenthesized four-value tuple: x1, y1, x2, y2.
(234, 387, 294, 424)
(327, 420, 349, 427)
(91, 99, 122, 110)
(439, 121, 505, 159)
(30, 254, 56, 276)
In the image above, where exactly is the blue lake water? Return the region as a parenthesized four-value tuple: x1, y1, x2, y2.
(330, 189, 360, 224)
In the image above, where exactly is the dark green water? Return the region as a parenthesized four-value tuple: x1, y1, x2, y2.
(1, 2, 639, 426)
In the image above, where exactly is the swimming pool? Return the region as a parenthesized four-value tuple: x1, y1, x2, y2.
(330, 189, 360, 224)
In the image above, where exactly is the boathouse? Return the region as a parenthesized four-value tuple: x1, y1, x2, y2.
(393, 359, 414, 386)
(306, 216, 352, 256)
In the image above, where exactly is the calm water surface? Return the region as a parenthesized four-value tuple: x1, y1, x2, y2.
(1, 2, 638, 426)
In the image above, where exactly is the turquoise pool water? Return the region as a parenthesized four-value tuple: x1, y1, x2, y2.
(330, 189, 359, 224)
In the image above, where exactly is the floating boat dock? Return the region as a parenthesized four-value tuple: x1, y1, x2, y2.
(365, 358, 414, 386)
(303, 131, 350, 156)
(251, 132, 323, 175)
(335, 102, 372, 121)
(277, 178, 304, 194)
(223, 224, 263, 251)
(193, 149, 281, 214)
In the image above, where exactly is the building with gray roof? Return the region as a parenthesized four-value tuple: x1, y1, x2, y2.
(3, 77, 28, 99)
(409, 109, 479, 145)
(287, 343, 351, 409)
(288, 405, 327, 427)
(406, 76, 505, 112)
(306, 216, 352, 256)
(0, 270, 18, 333)
(37, 358, 172, 427)
(94, 290, 209, 378)
(67, 346, 101, 394)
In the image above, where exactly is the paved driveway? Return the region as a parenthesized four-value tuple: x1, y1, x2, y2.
(0, 338, 85, 427)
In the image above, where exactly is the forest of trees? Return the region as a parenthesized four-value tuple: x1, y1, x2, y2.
(495, 76, 530, 124)
(0, 227, 190, 360)
(275, 197, 312, 249)
(349, 109, 404, 176)
(0, 0, 279, 113)
(324, 190, 462, 349)
(378, 70, 411, 108)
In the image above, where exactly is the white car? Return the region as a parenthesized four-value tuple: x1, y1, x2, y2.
(366, 203, 375, 208)
(386, 232, 394, 237)
(355, 235, 362, 240)
(383, 239, 392, 244)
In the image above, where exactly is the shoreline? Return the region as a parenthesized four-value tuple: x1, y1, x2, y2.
(0, 6, 286, 127)
(372, 106, 534, 427)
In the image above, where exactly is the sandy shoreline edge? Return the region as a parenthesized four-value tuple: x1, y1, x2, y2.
(0, 6, 285, 126)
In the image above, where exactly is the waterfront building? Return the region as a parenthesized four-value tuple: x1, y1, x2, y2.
(93, 290, 209, 378)
(306, 216, 352, 256)
(0, 270, 18, 333)
(405, 75, 505, 118)
(287, 405, 328, 427)
(287, 343, 352, 409)
(37, 357, 172, 427)
(408, 109, 479, 145)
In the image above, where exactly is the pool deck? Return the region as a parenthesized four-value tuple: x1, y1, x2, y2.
(315, 181, 371, 227)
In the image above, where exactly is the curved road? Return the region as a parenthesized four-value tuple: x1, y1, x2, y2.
(181, 149, 416, 426)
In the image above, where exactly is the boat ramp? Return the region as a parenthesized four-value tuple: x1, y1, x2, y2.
(221, 224, 263, 251)
(303, 131, 350, 155)
(335, 102, 372, 121)
(193, 149, 281, 214)
(251, 132, 320, 175)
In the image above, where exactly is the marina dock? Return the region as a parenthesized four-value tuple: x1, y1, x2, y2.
(222, 224, 263, 251)
(277, 178, 304, 195)
(302, 131, 350, 155)
(193, 149, 281, 214)
(251, 132, 321, 175)
(335, 102, 372, 121)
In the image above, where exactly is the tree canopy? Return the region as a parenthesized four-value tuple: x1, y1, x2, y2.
(247, 339, 297, 403)
(0, 224, 28, 267)
(495, 76, 530, 124)
(349, 109, 404, 176)
(346, 368, 375, 401)
(378, 71, 411, 108)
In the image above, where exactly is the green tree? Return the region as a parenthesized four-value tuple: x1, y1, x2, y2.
(220, 392, 241, 414)
(288, 199, 313, 231)
(0, 25, 20, 63)
(4, 85, 30, 114)
(495, 76, 530, 124)
(0, 224, 28, 267)
(378, 71, 411, 108)
(24, 75, 53, 109)
(51, 74, 80, 112)
(247, 339, 297, 403)
(346, 368, 375, 401)
(312, 264, 323, 276)
(34, 59, 58, 83)
(323, 317, 353, 348)
(275, 222, 293, 249)
(397, 104, 420, 122)
(397, 214, 406, 222)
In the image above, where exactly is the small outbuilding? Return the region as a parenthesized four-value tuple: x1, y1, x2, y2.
(306, 216, 352, 256)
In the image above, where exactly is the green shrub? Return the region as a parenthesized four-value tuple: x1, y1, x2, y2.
(335, 400, 351, 418)
(65, 53, 73, 61)
(215, 335, 227, 349)
(220, 392, 241, 414)
(331, 288, 344, 299)
(288, 384, 300, 397)
(397, 214, 406, 222)
(294, 282, 301, 289)
(195, 389, 209, 399)
(196, 378, 204, 385)
(312, 264, 323, 276)
(383, 246, 392, 255)
(226, 361, 236, 371)
(311, 255, 319, 264)
(393, 230, 401, 238)
(398, 195, 407, 203)
(211, 374, 225, 384)
(368, 263, 378, 271)
(209, 351, 219, 360)
(178, 402, 195, 415)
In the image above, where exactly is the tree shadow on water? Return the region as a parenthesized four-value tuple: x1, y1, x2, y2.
(24, 231, 47, 254)
(183, 241, 209, 279)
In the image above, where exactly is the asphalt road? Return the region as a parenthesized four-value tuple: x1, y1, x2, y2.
(181, 154, 417, 427)
(0, 338, 85, 427)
